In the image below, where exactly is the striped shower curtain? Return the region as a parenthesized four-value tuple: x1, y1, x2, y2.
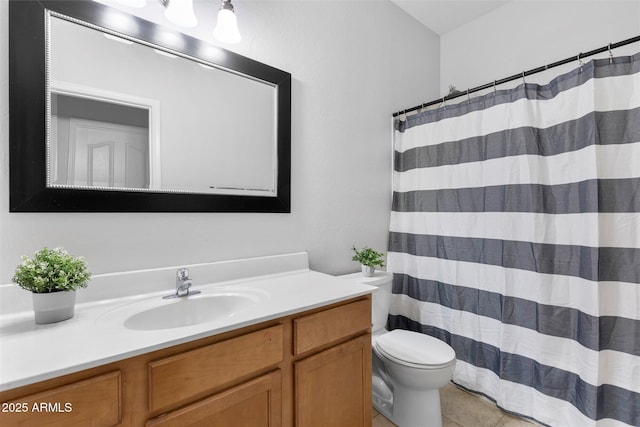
(388, 52, 640, 426)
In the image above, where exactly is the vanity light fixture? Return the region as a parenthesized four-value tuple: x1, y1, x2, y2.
(161, 0, 198, 28)
(213, 0, 241, 44)
(114, 0, 241, 44)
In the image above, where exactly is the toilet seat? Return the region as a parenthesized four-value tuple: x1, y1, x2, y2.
(374, 329, 455, 370)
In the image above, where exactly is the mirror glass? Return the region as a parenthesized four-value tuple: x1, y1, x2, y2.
(48, 14, 277, 197)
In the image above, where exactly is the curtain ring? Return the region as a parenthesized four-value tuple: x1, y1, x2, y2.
(577, 53, 584, 70)
(521, 71, 526, 85)
(608, 43, 614, 63)
(466, 89, 471, 104)
(493, 80, 497, 94)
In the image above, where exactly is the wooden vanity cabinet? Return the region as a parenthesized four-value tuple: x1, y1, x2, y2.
(293, 298, 372, 427)
(0, 295, 371, 427)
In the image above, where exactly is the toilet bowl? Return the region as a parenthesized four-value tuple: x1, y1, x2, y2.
(339, 272, 456, 427)
(374, 328, 456, 427)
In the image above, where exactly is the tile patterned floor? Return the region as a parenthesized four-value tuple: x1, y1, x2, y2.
(373, 383, 535, 427)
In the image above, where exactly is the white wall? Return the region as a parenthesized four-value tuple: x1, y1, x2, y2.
(0, 1, 440, 280)
(441, 0, 640, 96)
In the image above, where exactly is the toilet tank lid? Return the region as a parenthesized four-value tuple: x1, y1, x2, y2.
(376, 329, 456, 367)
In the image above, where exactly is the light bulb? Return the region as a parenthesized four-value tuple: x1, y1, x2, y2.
(213, 6, 241, 44)
(164, 0, 197, 28)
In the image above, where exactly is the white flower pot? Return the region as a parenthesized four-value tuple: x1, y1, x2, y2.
(361, 265, 375, 277)
(32, 290, 76, 324)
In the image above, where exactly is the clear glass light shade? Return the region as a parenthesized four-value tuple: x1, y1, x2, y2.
(164, 0, 198, 28)
(213, 8, 241, 44)
(115, 0, 146, 8)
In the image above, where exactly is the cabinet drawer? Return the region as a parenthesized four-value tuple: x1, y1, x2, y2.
(146, 370, 281, 427)
(0, 371, 121, 427)
(294, 298, 370, 355)
(148, 325, 283, 414)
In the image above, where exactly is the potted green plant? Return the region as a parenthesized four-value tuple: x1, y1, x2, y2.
(12, 247, 91, 324)
(351, 246, 385, 277)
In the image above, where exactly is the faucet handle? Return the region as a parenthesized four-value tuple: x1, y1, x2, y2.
(177, 268, 190, 280)
(163, 267, 198, 299)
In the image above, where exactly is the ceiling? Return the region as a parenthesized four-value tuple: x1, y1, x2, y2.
(389, 0, 511, 35)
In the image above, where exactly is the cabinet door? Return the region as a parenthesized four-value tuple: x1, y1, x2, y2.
(295, 335, 371, 427)
(146, 370, 281, 427)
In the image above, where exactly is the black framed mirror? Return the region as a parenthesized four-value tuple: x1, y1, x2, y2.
(9, 0, 291, 212)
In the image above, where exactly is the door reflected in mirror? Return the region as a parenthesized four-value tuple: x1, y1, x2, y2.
(51, 92, 151, 189)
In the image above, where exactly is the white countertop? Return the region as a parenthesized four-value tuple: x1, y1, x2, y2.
(0, 255, 375, 392)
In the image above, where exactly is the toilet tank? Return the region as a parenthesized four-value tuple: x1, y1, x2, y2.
(338, 271, 393, 333)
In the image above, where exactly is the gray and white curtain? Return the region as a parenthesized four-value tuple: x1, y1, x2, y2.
(388, 52, 640, 426)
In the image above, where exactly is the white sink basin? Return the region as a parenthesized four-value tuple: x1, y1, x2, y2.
(125, 294, 256, 330)
(96, 287, 268, 331)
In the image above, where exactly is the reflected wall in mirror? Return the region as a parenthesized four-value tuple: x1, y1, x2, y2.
(9, 0, 291, 212)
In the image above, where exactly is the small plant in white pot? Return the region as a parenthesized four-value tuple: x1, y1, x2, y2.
(351, 246, 385, 277)
(12, 247, 91, 324)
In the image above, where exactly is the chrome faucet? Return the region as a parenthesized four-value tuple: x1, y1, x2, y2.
(163, 268, 201, 299)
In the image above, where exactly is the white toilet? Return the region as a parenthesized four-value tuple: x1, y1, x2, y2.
(340, 271, 456, 427)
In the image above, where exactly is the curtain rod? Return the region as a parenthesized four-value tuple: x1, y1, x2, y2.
(392, 35, 640, 118)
